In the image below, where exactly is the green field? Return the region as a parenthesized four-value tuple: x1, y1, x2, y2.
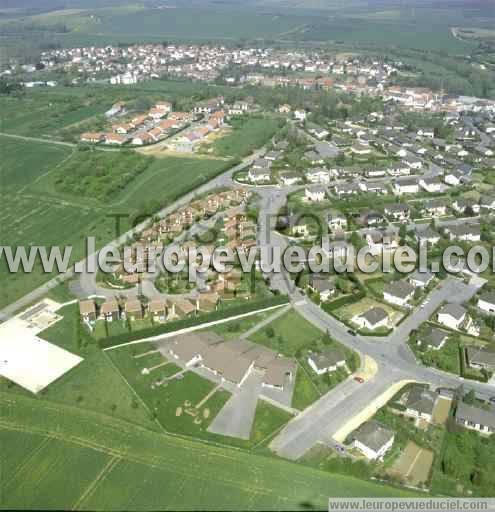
(106, 342, 232, 440)
(250, 310, 324, 357)
(0, 132, 230, 308)
(211, 116, 281, 159)
(0, 392, 419, 510)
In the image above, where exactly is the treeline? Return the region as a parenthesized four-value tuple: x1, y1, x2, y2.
(391, 48, 495, 99)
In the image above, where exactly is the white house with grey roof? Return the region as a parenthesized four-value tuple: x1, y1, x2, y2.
(307, 348, 346, 375)
(305, 186, 326, 202)
(408, 270, 434, 288)
(437, 303, 467, 330)
(307, 274, 336, 302)
(455, 402, 495, 435)
(383, 280, 415, 307)
(405, 386, 438, 423)
(394, 178, 419, 196)
(350, 421, 395, 460)
(477, 291, 495, 314)
(465, 346, 495, 372)
(418, 326, 449, 351)
(353, 307, 389, 331)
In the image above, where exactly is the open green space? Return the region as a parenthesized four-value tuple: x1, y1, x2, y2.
(0, 392, 420, 510)
(249, 310, 323, 357)
(0, 132, 230, 309)
(210, 116, 281, 159)
(106, 342, 231, 440)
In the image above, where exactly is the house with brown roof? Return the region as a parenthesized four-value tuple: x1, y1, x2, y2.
(80, 132, 104, 143)
(79, 299, 96, 322)
(100, 300, 120, 321)
(125, 299, 143, 320)
(148, 299, 169, 323)
(173, 299, 196, 318)
(262, 357, 295, 390)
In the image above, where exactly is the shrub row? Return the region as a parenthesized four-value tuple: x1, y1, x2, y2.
(98, 295, 289, 349)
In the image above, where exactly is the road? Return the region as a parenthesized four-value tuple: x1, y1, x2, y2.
(251, 187, 494, 459)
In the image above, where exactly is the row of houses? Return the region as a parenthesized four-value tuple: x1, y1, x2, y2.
(79, 294, 220, 324)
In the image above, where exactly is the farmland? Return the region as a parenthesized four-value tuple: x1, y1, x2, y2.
(0, 89, 236, 309)
(0, 392, 419, 510)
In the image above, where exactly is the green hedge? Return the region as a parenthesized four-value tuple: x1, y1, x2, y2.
(321, 289, 366, 312)
(98, 296, 289, 349)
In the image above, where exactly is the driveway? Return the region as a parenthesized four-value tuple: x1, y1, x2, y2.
(207, 369, 264, 440)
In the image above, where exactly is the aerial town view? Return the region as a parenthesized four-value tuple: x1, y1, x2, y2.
(1, 0, 495, 510)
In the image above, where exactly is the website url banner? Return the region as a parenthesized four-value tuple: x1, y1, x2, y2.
(328, 498, 495, 512)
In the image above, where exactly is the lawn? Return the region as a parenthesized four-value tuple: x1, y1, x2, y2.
(205, 310, 273, 340)
(0, 136, 72, 192)
(291, 363, 321, 410)
(0, 392, 420, 510)
(211, 116, 281, 158)
(0, 138, 230, 309)
(249, 310, 324, 357)
(106, 342, 231, 440)
(333, 297, 403, 328)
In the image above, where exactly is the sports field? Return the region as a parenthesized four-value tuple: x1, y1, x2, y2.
(0, 392, 419, 510)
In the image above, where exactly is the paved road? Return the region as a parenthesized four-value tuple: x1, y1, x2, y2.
(208, 369, 264, 440)
(250, 187, 494, 459)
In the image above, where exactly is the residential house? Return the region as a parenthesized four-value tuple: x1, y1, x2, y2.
(403, 155, 423, 170)
(437, 303, 468, 330)
(405, 386, 438, 423)
(125, 299, 143, 320)
(148, 299, 169, 323)
(334, 182, 361, 198)
(100, 300, 120, 322)
(444, 170, 464, 187)
(80, 132, 104, 143)
(248, 167, 271, 183)
(262, 357, 295, 390)
(350, 421, 395, 460)
(305, 186, 326, 202)
(455, 402, 495, 435)
(415, 226, 441, 247)
(279, 171, 302, 186)
(408, 270, 434, 288)
(419, 176, 443, 193)
(465, 346, 495, 372)
(422, 198, 449, 217)
(305, 167, 331, 185)
(327, 210, 347, 232)
(478, 292, 495, 314)
(353, 307, 389, 331)
(104, 133, 126, 145)
(307, 274, 336, 302)
(307, 348, 346, 375)
(79, 300, 96, 322)
(418, 326, 449, 351)
(384, 204, 410, 222)
(394, 178, 419, 196)
(288, 215, 309, 237)
(452, 198, 480, 215)
(383, 280, 415, 307)
(444, 223, 481, 242)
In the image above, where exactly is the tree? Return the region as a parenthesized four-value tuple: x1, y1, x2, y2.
(463, 389, 476, 405)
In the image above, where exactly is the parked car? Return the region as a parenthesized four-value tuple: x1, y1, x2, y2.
(354, 376, 365, 384)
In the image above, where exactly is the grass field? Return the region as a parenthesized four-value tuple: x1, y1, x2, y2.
(106, 342, 232, 440)
(211, 116, 281, 159)
(0, 133, 229, 308)
(0, 392, 420, 510)
(249, 310, 324, 357)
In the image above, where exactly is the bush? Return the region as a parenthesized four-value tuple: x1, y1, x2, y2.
(98, 296, 289, 348)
